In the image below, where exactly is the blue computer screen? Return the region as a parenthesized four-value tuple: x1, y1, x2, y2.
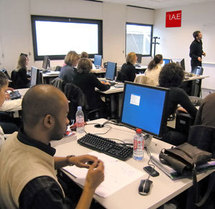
(94, 55, 102, 67)
(163, 59, 171, 65)
(121, 83, 168, 136)
(105, 62, 116, 80)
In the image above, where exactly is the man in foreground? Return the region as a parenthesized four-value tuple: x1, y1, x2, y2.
(0, 84, 104, 209)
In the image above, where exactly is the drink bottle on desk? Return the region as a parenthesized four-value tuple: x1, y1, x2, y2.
(75, 106, 85, 133)
(133, 128, 144, 161)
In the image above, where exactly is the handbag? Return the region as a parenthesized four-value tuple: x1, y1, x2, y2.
(159, 142, 213, 207)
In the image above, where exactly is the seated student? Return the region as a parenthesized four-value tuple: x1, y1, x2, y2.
(117, 52, 137, 82)
(145, 54, 163, 86)
(195, 92, 215, 127)
(159, 63, 197, 145)
(11, 53, 30, 89)
(73, 58, 110, 114)
(80, 51, 88, 59)
(59, 51, 79, 84)
(0, 72, 19, 136)
(0, 85, 104, 209)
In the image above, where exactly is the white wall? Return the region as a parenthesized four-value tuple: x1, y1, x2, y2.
(0, 0, 154, 72)
(154, 1, 215, 89)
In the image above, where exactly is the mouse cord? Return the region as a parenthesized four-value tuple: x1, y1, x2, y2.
(84, 125, 112, 135)
(145, 147, 155, 180)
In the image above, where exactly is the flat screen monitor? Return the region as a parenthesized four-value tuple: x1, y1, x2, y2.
(42, 56, 50, 69)
(94, 55, 102, 68)
(105, 62, 116, 81)
(136, 54, 142, 64)
(121, 82, 169, 137)
(163, 59, 172, 65)
(172, 58, 185, 70)
(30, 67, 43, 87)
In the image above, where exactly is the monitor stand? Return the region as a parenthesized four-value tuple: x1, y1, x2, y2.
(143, 133, 153, 148)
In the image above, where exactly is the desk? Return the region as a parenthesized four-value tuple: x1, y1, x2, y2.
(182, 75, 209, 97)
(42, 71, 60, 84)
(54, 119, 213, 209)
(96, 84, 124, 119)
(91, 68, 106, 78)
(0, 88, 28, 112)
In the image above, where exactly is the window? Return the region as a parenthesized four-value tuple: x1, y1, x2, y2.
(31, 15, 103, 60)
(126, 23, 153, 56)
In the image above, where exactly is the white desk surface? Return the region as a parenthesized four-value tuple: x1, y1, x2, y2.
(54, 119, 213, 209)
(1, 88, 29, 112)
(184, 74, 209, 81)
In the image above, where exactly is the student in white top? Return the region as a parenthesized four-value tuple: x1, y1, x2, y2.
(145, 54, 163, 86)
(0, 72, 11, 149)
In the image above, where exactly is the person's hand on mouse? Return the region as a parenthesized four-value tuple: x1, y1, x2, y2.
(67, 154, 98, 169)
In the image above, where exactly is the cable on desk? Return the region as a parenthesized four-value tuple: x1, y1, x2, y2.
(84, 124, 112, 135)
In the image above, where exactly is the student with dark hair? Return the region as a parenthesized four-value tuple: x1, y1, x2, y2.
(0, 85, 104, 209)
(159, 63, 197, 145)
(73, 58, 110, 114)
(59, 51, 80, 84)
(189, 30, 206, 72)
(117, 52, 137, 82)
(11, 53, 30, 89)
(145, 54, 163, 86)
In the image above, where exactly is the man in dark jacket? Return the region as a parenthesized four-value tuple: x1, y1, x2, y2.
(189, 31, 206, 72)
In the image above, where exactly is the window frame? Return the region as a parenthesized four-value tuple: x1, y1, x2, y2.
(125, 22, 153, 57)
(31, 15, 103, 60)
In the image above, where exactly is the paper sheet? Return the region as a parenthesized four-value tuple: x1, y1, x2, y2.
(63, 151, 145, 197)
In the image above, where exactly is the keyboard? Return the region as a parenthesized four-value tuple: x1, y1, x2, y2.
(78, 133, 133, 161)
(10, 90, 21, 100)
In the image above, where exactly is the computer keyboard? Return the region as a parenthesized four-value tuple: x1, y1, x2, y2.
(10, 90, 21, 100)
(77, 133, 133, 161)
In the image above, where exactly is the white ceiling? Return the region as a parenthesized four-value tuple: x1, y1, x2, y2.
(101, 0, 215, 9)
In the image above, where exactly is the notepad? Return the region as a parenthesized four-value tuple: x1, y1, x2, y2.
(63, 151, 145, 198)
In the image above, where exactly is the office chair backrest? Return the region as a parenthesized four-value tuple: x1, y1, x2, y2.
(50, 77, 65, 92)
(0, 68, 11, 80)
(64, 83, 86, 121)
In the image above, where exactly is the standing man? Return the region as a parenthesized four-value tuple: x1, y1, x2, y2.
(189, 31, 206, 73)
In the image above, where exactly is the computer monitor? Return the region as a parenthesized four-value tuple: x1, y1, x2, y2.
(121, 82, 169, 137)
(105, 62, 116, 81)
(30, 67, 43, 87)
(172, 58, 185, 70)
(136, 54, 142, 64)
(42, 56, 50, 70)
(94, 55, 102, 68)
(163, 59, 172, 65)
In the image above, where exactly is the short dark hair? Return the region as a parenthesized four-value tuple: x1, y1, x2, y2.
(77, 58, 92, 74)
(0, 72, 8, 89)
(193, 31, 201, 39)
(159, 63, 184, 88)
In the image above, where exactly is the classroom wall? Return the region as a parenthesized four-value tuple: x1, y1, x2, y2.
(0, 0, 154, 73)
(153, 1, 215, 89)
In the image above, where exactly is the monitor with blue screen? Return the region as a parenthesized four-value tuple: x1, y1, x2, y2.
(163, 59, 172, 65)
(121, 82, 169, 137)
(94, 55, 102, 68)
(105, 62, 116, 81)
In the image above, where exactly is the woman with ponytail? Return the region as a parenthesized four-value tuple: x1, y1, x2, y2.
(145, 54, 163, 86)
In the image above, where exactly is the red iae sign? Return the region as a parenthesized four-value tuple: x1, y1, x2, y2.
(166, 10, 182, 27)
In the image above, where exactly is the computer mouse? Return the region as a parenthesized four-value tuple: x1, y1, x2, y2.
(138, 179, 153, 195)
(94, 124, 104, 128)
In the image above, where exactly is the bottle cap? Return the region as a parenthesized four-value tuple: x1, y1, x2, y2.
(77, 106, 82, 111)
(136, 128, 142, 134)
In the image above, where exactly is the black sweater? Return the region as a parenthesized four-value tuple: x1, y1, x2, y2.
(189, 39, 203, 67)
(73, 73, 110, 110)
(117, 62, 136, 82)
(11, 68, 30, 89)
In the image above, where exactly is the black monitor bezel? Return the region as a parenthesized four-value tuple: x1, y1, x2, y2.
(120, 82, 169, 137)
(105, 62, 116, 81)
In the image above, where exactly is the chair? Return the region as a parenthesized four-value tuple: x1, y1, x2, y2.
(134, 74, 157, 86)
(64, 83, 103, 122)
(0, 68, 11, 80)
(50, 77, 65, 92)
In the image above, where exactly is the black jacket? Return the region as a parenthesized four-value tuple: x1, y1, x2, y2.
(117, 62, 136, 82)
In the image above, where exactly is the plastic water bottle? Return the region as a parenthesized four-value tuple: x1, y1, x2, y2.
(75, 106, 85, 133)
(133, 128, 144, 161)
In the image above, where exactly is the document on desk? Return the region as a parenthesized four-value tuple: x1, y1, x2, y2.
(63, 151, 145, 198)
